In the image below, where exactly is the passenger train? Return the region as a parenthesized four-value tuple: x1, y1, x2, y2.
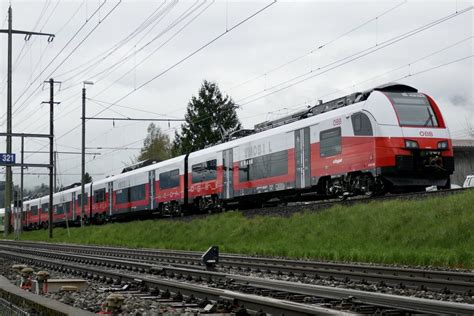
(18, 83, 453, 230)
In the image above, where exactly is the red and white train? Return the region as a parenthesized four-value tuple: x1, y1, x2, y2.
(21, 83, 454, 229)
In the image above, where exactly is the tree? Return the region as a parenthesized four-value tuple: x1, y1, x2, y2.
(83, 172, 93, 184)
(136, 123, 172, 162)
(173, 80, 241, 155)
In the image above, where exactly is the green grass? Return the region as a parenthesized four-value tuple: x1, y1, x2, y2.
(13, 190, 474, 268)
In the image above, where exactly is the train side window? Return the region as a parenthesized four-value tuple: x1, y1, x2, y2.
(320, 127, 341, 157)
(130, 184, 146, 202)
(56, 204, 64, 214)
(239, 150, 288, 182)
(31, 205, 38, 215)
(41, 203, 49, 213)
(115, 188, 129, 204)
(159, 169, 180, 189)
(94, 188, 106, 203)
(77, 193, 88, 206)
(351, 112, 373, 136)
(192, 159, 217, 183)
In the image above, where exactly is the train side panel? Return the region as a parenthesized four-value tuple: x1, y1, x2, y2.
(233, 131, 296, 198)
(154, 156, 186, 214)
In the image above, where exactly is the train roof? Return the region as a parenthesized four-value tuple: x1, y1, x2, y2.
(110, 155, 186, 182)
(190, 94, 371, 157)
(252, 82, 417, 133)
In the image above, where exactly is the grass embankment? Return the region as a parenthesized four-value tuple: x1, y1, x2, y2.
(15, 190, 474, 268)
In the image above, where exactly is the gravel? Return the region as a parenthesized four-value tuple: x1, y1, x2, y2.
(0, 258, 215, 315)
(1, 251, 473, 316)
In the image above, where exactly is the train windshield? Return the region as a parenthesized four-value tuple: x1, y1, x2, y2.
(386, 92, 438, 127)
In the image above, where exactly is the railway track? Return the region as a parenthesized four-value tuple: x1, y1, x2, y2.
(2, 240, 472, 296)
(0, 240, 473, 314)
(1, 246, 473, 315)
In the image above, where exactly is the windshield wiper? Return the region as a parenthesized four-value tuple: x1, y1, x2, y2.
(423, 107, 434, 126)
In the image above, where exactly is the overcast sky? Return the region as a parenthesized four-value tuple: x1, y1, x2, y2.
(0, 0, 472, 189)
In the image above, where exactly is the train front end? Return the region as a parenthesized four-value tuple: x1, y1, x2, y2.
(365, 85, 454, 191)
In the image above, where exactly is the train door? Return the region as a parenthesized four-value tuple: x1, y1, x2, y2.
(108, 182, 113, 216)
(295, 127, 311, 189)
(149, 170, 155, 210)
(222, 149, 234, 199)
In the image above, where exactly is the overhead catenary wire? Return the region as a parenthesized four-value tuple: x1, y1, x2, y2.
(11, 0, 52, 73)
(0, 0, 110, 126)
(9, 1, 124, 138)
(235, 6, 473, 106)
(26, 0, 276, 154)
(229, 0, 407, 91)
(86, 0, 277, 119)
(56, 0, 200, 95)
(3, 2, 123, 164)
(16, 1, 197, 133)
(87, 98, 183, 119)
(0, 0, 85, 98)
(53, 0, 173, 80)
(55, 0, 209, 101)
(261, 35, 474, 118)
(0, 0, 65, 96)
(85, 0, 214, 99)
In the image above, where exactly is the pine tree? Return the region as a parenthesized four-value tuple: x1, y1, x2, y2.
(83, 172, 93, 184)
(137, 123, 172, 161)
(173, 80, 241, 154)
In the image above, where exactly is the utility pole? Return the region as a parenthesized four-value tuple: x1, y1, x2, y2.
(20, 135, 24, 236)
(43, 79, 60, 239)
(53, 151, 57, 192)
(0, 6, 54, 236)
(81, 81, 93, 227)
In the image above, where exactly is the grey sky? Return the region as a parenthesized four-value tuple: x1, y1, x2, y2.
(0, 0, 472, 189)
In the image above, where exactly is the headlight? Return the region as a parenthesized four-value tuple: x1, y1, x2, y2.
(405, 140, 419, 149)
(437, 141, 448, 149)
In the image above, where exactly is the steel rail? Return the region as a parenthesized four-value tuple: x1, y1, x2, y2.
(0, 250, 349, 315)
(3, 240, 472, 295)
(1, 248, 473, 315)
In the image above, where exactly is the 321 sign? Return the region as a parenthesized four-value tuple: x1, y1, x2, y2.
(0, 153, 15, 165)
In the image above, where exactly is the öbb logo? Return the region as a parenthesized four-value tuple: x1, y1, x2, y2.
(419, 131, 433, 137)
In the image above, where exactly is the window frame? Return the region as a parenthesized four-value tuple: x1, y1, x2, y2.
(94, 188, 106, 203)
(56, 204, 65, 215)
(130, 184, 146, 202)
(115, 188, 130, 204)
(77, 193, 88, 206)
(385, 92, 439, 127)
(192, 159, 217, 184)
(351, 112, 373, 136)
(238, 150, 289, 182)
(30, 205, 38, 216)
(159, 169, 180, 190)
(320, 127, 342, 157)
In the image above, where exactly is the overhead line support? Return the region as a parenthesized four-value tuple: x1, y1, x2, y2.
(0, 5, 55, 237)
(42, 78, 61, 239)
